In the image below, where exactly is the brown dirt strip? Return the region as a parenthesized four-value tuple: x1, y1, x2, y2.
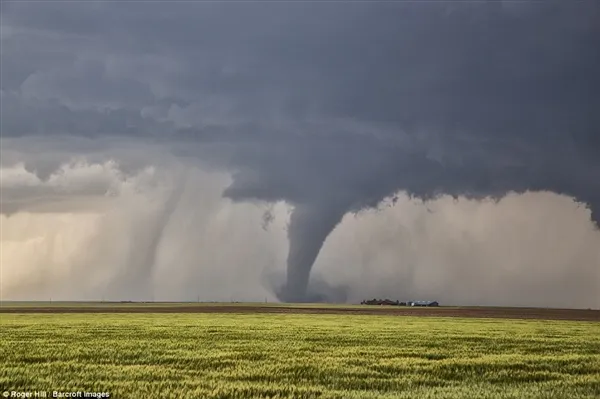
(0, 305, 598, 321)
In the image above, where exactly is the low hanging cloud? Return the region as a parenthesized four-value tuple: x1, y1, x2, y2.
(1, 144, 598, 308)
(1, 1, 599, 306)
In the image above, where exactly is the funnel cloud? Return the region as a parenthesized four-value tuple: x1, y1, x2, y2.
(282, 203, 348, 302)
(1, 1, 599, 306)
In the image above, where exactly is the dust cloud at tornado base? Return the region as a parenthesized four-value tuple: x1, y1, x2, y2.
(1, 156, 598, 309)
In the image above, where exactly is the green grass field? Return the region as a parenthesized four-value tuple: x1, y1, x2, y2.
(1, 313, 599, 399)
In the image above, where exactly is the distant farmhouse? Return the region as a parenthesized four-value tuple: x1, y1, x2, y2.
(409, 300, 439, 307)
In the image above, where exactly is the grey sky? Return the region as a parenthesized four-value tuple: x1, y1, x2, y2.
(3, 1, 599, 202)
(1, 1, 599, 303)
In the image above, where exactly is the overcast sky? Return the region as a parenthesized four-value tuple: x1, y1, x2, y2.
(1, 1, 599, 306)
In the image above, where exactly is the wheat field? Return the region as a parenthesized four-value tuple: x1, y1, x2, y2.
(1, 312, 599, 398)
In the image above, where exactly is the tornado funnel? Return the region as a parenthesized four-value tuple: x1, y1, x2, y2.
(280, 202, 347, 302)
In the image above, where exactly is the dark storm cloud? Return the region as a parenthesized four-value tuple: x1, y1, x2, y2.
(2, 1, 599, 300)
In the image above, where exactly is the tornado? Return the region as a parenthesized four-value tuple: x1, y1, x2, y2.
(139, 171, 188, 276)
(280, 202, 348, 302)
(110, 171, 188, 299)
